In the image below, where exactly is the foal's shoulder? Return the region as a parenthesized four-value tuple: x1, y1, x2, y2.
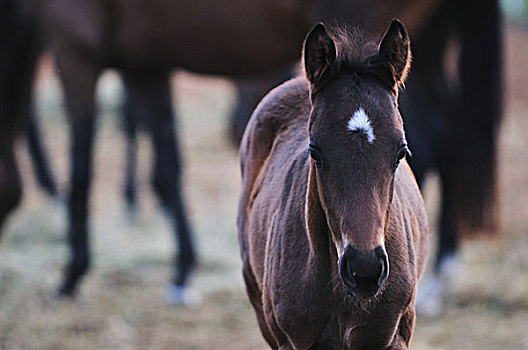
(239, 77, 310, 198)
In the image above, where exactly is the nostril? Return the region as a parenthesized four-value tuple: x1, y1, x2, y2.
(376, 249, 389, 287)
(340, 245, 389, 296)
(347, 261, 358, 287)
(339, 257, 357, 288)
(347, 260, 354, 276)
(377, 257, 386, 286)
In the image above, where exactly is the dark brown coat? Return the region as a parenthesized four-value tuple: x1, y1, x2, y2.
(238, 21, 428, 349)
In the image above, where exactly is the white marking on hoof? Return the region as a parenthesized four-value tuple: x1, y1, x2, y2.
(51, 195, 66, 212)
(416, 275, 444, 317)
(347, 108, 375, 143)
(437, 253, 463, 286)
(43, 195, 67, 231)
(165, 285, 202, 307)
(416, 253, 462, 317)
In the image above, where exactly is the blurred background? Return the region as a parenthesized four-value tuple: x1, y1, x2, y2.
(0, 1, 528, 349)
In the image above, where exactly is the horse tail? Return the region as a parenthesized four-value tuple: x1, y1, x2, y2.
(451, 0, 503, 237)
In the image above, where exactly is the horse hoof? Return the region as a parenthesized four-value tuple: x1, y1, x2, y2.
(124, 205, 138, 224)
(415, 276, 443, 317)
(416, 254, 462, 317)
(164, 284, 202, 307)
(437, 253, 462, 286)
(51, 194, 66, 209)
(50, 287, 76, 300)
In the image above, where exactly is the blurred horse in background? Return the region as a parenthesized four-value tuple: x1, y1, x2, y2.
(397, 0, 502, 314)
(0, 0, 315, 302)
(0, 0, 501, 310)
(0, 0, 42, 233)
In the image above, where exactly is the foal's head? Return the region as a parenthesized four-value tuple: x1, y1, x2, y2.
(303, 20, 411, 298)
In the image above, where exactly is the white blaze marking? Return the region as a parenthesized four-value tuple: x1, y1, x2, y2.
(347, 108, 375, 144)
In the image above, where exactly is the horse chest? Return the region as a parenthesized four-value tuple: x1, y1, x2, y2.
(265, 282, 333, 349)
(264, 253, 414, 348)
(261, 233, 330, 345)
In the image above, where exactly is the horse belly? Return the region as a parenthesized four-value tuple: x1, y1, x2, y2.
(42, 0, 106, 54)
(110, 0, 311, 75)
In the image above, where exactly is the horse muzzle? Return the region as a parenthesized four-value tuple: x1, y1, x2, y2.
(338, 245, 389, 298)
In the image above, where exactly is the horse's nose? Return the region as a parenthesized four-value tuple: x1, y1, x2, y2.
(339, 245, 389, 297)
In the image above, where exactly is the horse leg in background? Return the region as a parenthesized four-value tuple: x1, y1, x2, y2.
(26, 105, 59, 199)
(413, 119, 469, 317)
(399, 1, 459, 316)
(124, 72, 198, 305)
(401, 74, 461, 316)
(54, 53, 99, 297)
(408, 0, 502, 317)
(120, 83, 139, 217)
(0, 13, 41, 235)
(0, 143, 22, 236)
(229, 68, 294, 145)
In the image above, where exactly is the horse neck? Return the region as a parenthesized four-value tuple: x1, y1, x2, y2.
(305, 163, 337, 268)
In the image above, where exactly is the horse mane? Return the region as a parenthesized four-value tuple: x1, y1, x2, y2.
(318, 23, 399, 93)
(330, 24, 380, 66)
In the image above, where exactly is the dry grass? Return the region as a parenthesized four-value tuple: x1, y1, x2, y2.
(1, 26, 528, 349)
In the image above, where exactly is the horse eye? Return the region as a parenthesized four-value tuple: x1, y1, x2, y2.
(309, 144, 323, 166)
(396, 144, 410, 162)
(397, 148, 406, 161)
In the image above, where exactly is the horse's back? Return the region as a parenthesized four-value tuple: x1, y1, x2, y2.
(238, 77, 309, 261)
(41, 0, 311, 75)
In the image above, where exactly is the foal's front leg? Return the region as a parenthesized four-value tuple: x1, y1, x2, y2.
(387, 304, 415, 350)
(55, 53, 99, 297)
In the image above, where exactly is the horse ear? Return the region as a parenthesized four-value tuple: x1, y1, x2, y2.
(303, 22, 337, 86)
(378, 19, 411, 89)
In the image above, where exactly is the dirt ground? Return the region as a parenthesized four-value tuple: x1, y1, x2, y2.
(0, 24, 527, 350)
